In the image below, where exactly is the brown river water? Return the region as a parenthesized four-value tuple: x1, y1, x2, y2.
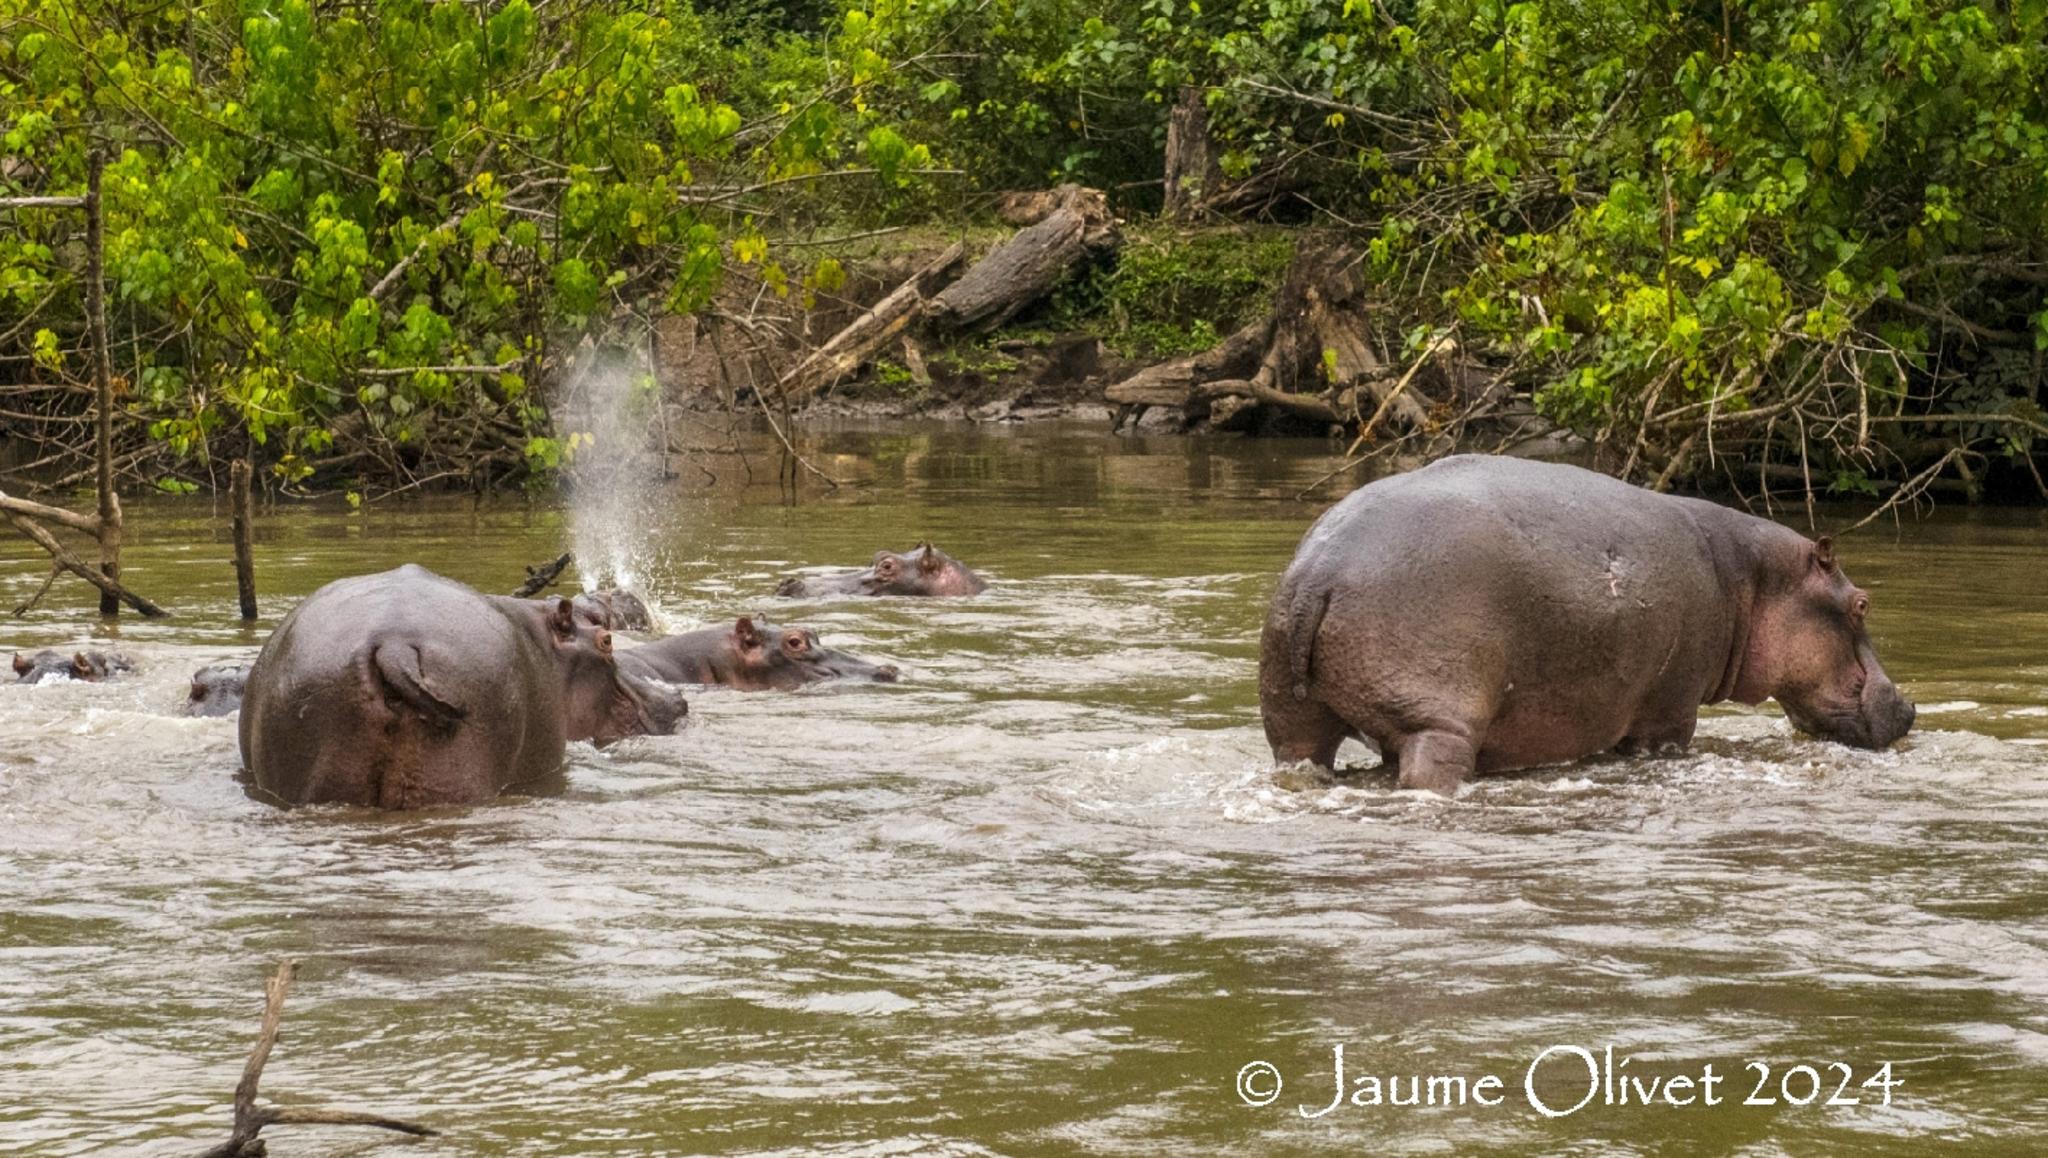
(3, 423, 2046, 1156)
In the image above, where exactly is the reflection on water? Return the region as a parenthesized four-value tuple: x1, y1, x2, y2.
(2, 423, 2045, 1155)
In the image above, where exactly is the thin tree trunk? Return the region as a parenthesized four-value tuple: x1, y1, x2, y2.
(84, 149, 123, 617)
(231, 460, 257, 621)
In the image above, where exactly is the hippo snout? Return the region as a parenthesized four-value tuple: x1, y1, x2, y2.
(873, 664, 901, 683)
(1861, 676, 1915, 749)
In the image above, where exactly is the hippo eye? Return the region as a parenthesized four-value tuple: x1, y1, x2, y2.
(782, 632, 806, 653)
(1851, 594, 1870, 623)
(595, 630, 614, 657)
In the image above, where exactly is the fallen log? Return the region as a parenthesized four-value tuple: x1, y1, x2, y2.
(779, 241, 966, 401)
(925, 186, 1118, 331)
(1, 504, 167, 617)
(1192, 377, 1347, 426)
(196, 960, 436, 1157)
(1104, 321, 1269, 409)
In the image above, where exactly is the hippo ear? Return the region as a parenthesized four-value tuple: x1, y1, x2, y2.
(71, 653, 93, 679)
(10, 654, 27, 676)
(1813, 535, 1837, 573)
(547, 596, 578, 641)
(917, 543, 941, 573)
(735, 615, 762, 649)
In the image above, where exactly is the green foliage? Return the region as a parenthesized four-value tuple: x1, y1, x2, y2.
(0, 0, 935, 484)
(859, 0, 2048, 473)
(3, 0, 2042, 489)
(1053, 227, 1296, 356)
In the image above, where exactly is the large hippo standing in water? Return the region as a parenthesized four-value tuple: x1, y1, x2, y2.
(240, 565, 688, 809)
(618, 616, 899, 690)
(776, 543, 987, 597)
(1260, 455, 1915, 794)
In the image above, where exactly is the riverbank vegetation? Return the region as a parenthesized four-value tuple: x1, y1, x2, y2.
(3, 0, 2045, 502)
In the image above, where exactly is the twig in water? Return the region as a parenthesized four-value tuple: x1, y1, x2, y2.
(12, 563, 61, 617)
(511, 552, 574, 598)
(196, 960, 435, 1157)
(752, 378, 844, 491)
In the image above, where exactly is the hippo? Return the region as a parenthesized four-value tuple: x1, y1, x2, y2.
(240, 565, 688, 809)
(571, 589, 655, 632)
(617, 615, 900, 690)
(12, 649, 131, 684)
(185, 661, 251, 717)
(1260, 455, 1915, 794)
(775, 543, 987, 597)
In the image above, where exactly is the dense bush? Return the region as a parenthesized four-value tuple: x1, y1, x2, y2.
(0, 0, 926, 487)
(862, 0, 2048, 489)
(4, 0, 2044, 493)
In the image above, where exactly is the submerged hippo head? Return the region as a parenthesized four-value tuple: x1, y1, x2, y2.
(571, 589, 655, 632)
(616, 614, 900, 691)
(1753, 535, 1915, 749)
(13, 649, 131, 684)
(186, 661, 252, 717)
(732, 615, 900, 689)
(775, 542, 987, 598)
(546, 597, 689, 746)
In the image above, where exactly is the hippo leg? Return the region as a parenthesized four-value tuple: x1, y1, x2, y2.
(1613, 714, 1698, 757)
(1262, 694, 1351, 768)
(1391, 729, 1477, 795)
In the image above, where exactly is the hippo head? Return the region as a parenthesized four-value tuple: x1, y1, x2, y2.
(186, 662, 251, 717)
(777, 542, 987, 597)
(544, 597, 688, 746)
(1755, 535, 1915, 749)
(729, 615, 900, 689)
(13, 649, 130, 684)
(572, 589, 655, 632)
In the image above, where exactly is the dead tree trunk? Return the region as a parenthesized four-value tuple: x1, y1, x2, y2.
(0, 146, 167, 618)
(1163, 87, 1223, 219)
(230, 460, 257, 621)
(85, 149, 124, 617)
(924, 186, 1118, 331)
(1100, 241, 1481, 438)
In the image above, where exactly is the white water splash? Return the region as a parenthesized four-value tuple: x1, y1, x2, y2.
(553, 346, 670, 598)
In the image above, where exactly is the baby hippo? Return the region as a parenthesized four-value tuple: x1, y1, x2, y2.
(776, 542, 986, 597)
(185, 661, 252, 717)
(570, 589, 655, 632)
(617, 615, 899, 690)
(12, 649, 131, 684)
